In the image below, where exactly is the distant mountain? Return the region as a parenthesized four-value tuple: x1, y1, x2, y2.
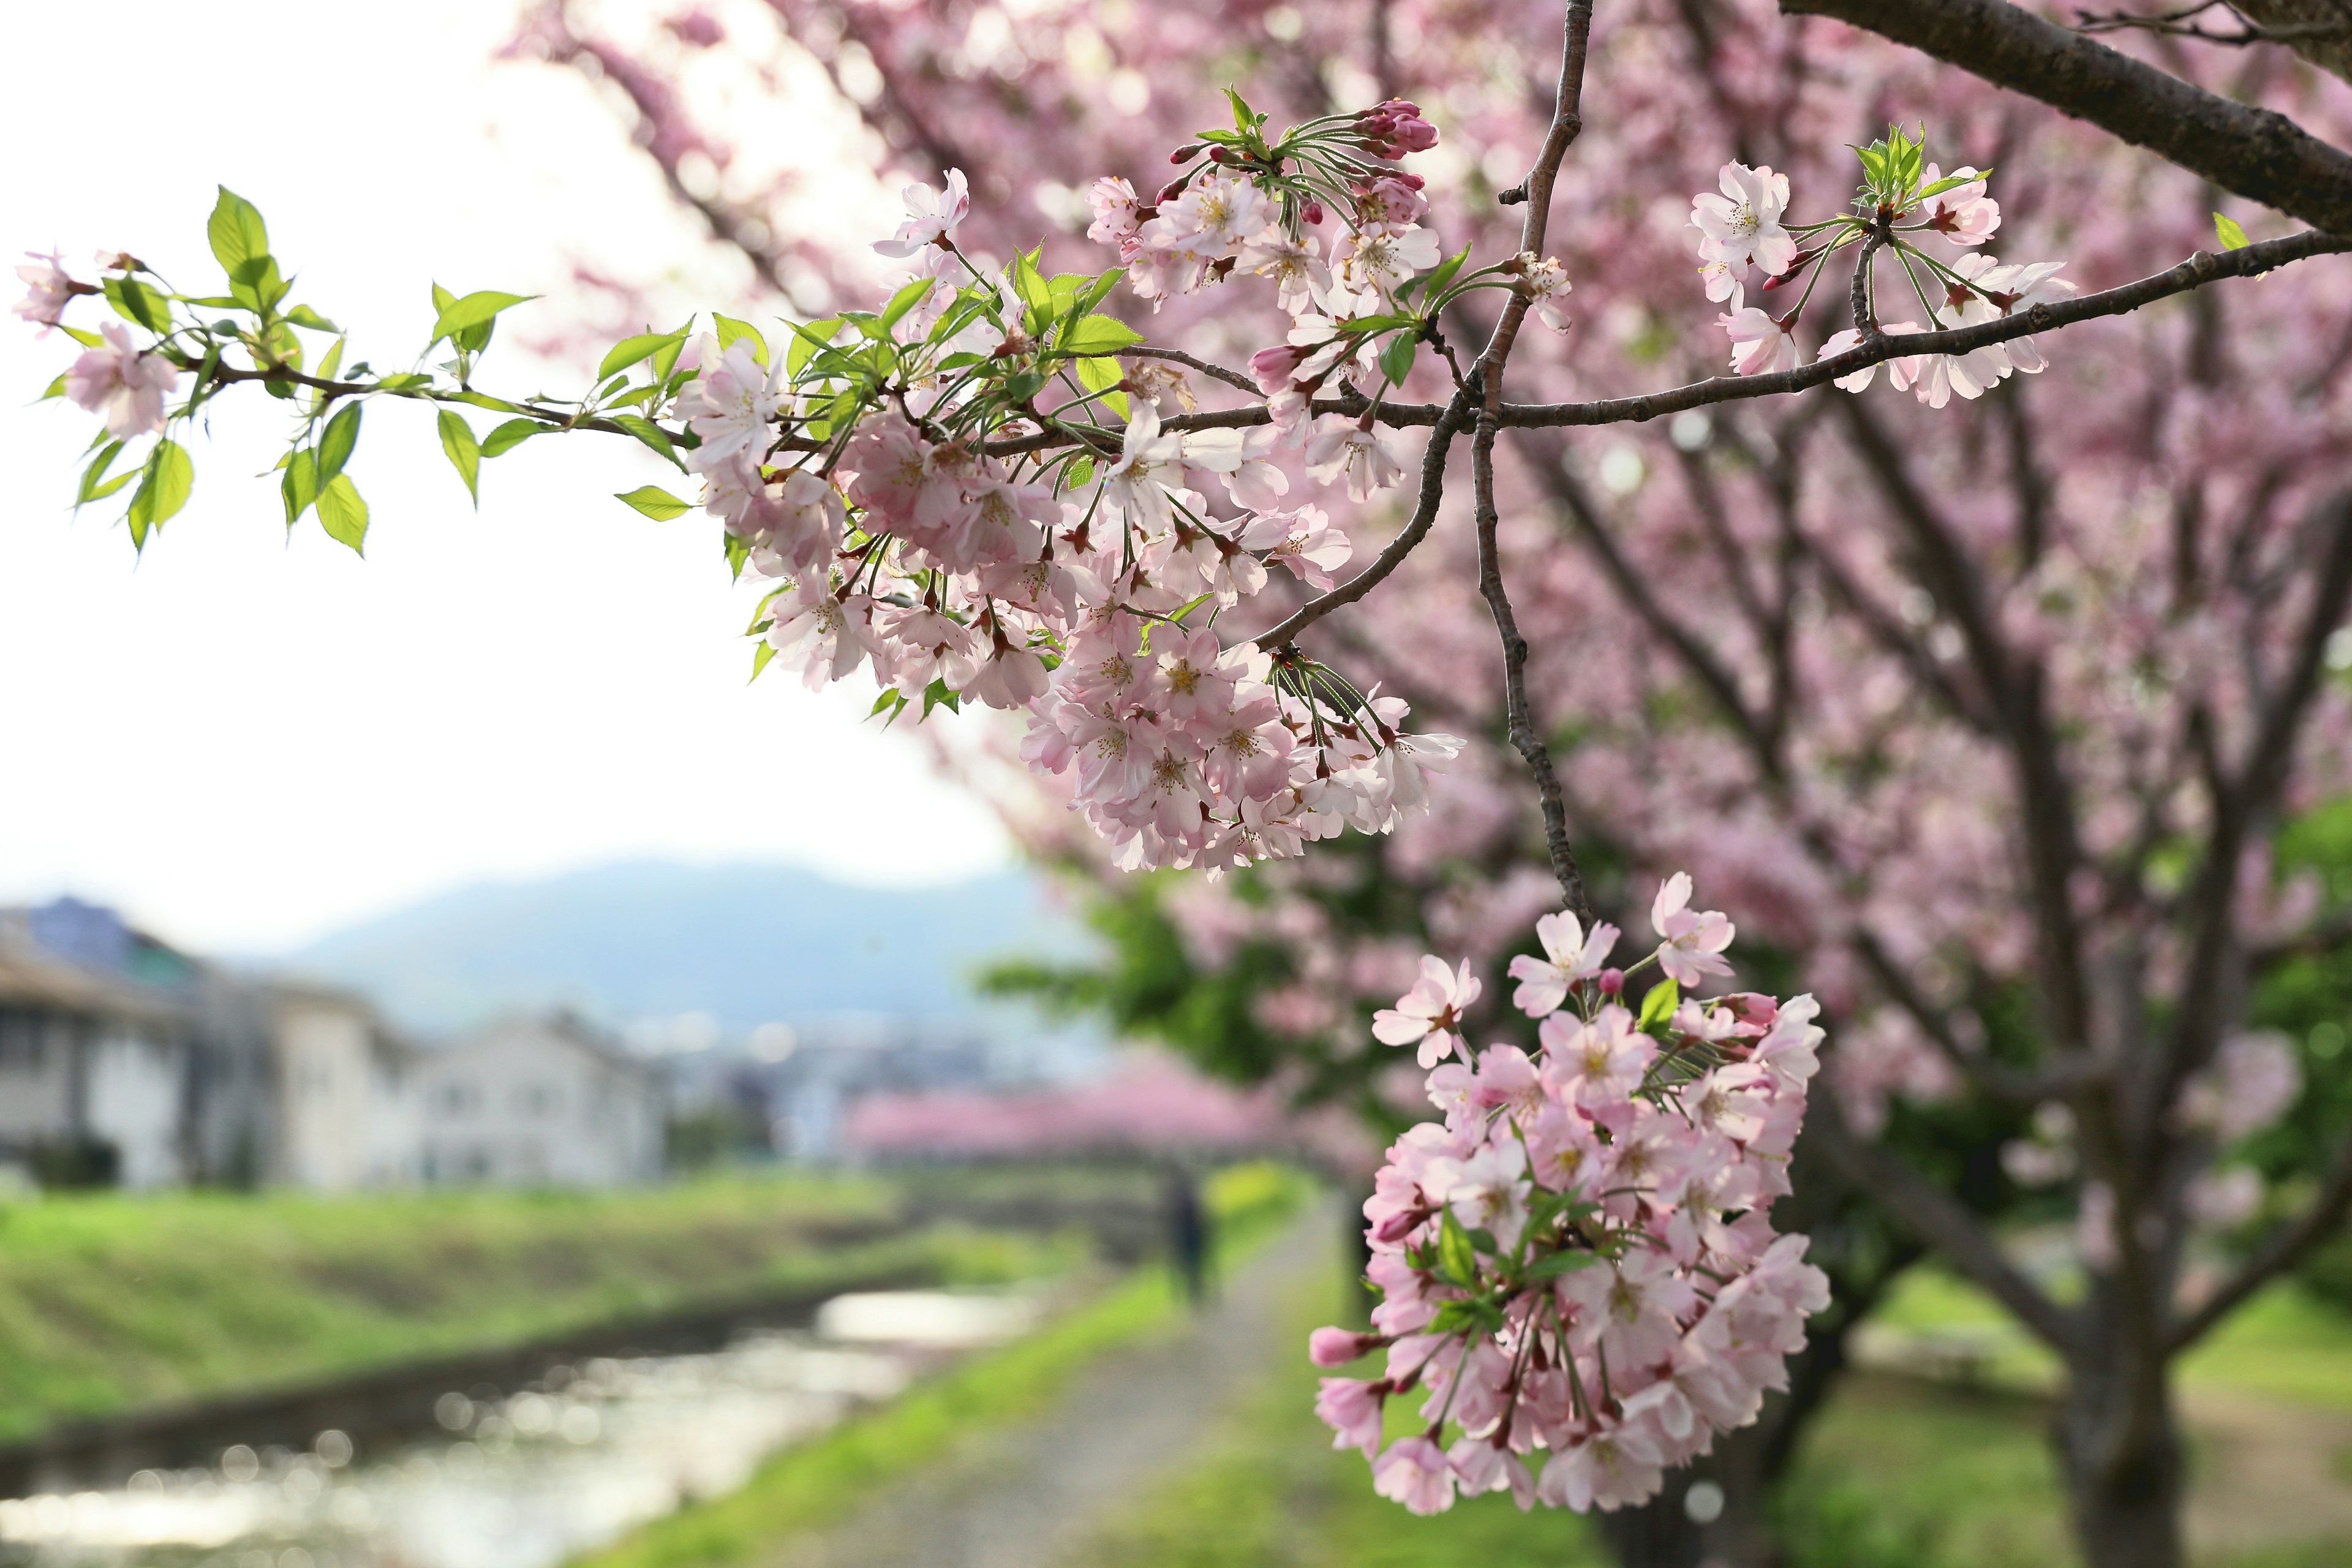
(282, 861, 1089, 1036)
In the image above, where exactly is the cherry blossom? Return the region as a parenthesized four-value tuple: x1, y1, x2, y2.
(13, 251, 74, 333)
(64, 322, 179, 439)
(1718, 299, 1799, 377)
(872, 168, 971, 271)
(1509, 910, 1620, 1016)
(1651, 872, 1735, 986)
(1327, 896, 1825, 1516)
(1691, 162, 1798, 281)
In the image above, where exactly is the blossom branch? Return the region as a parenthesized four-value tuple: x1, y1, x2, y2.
(1779, 0, 2352, 232)
(1114, 345, 1259, 395)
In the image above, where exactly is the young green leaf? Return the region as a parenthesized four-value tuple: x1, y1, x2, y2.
(752, 642, 778, 683)
(1525, 1250, 1600, 1281)
(712, 314, 769, 365)
(1637, 974, 1683, 1033)
(597, 329, 688, 383)
(284, 304, 339, 333)
(724, 532, 752, 581)
(480, 418, 543, 458)
(1061, 314, 1145, 355)
(435, 409, 481, 505)
(1075, 354, 1128, 418)
(877, 277, 935, 333)
(126, 440, 194, 546)
(103, 276, 171, 333)
(1378, 331, 1418, 388)
(315, 402, 362, 486)
(315, 473, 369, 554)
(614, 484, 691, 520)
(1438, 1208, 1479, 1287)
(788, 317, 844, 377)
(281, 447, 320, 526)
(76, 440, 127, 507)
(41, 372, 67, 401)
(2214, 212, 2251, 252)
(206, 187, 270, 276)
(430, 290, 538, 347)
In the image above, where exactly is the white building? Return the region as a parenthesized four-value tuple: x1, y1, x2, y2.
(413, 1014, 664, 1186)
(0, 938, 192, 1189)
(270, 986, 419, 1191)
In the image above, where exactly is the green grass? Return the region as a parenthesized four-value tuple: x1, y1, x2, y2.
(572, 1162, 1312, 1568)
(0, 1173, 1074, 1441)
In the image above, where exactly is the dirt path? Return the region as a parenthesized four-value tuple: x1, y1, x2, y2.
(763, 1201, 1339, 1568)
(2183, 1384, 2352, 1558)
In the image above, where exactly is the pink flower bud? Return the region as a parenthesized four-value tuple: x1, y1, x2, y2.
(1599, 967, 1625, 997)
(1310, 1327, 1381, 1366)
(1303, 200, 1325, 225)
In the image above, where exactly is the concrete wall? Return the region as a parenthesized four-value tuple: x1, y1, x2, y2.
(415, 1020, 662, 1187)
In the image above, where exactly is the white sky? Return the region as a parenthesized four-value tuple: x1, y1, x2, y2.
(1, 1, 1016, 953)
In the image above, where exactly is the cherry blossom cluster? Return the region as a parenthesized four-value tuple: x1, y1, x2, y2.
(1084, 94, 1575, 480)
(1694, 125, 2076, 407)
(1312, 876, 1830, 1515)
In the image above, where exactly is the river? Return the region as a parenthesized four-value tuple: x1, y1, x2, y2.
(0, 1290, 1040, 1568)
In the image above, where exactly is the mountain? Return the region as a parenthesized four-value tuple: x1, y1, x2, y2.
(282, 861, 1088, 1036)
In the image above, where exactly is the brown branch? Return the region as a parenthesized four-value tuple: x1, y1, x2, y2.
(2170, 1129, 2352, 1350)
(1116, 345, 1258, 395)
(1806, 1085, 2079, 1349)
(1467, 0, 1597, 919)
(1779, 0, 2352, 232)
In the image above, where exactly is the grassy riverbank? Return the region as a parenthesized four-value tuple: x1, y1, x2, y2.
(573, 1161, 1312, 1568)
(0, 1172, 1080, 1442)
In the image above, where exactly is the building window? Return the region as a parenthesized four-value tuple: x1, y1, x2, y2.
(0, 1012, 45, 1073)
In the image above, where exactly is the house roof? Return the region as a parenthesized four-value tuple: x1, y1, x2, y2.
(0, 937, 191, 1028)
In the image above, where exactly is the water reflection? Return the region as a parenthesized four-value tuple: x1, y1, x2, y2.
(0, 1291, 1039, 1568)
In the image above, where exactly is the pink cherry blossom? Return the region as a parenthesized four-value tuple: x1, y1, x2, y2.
(1691, 162, 1798, 280)
(872, 168, 971, 263)
(14, 251, 75, 333)
(1508, 909, 1620, 1016)
(1651, 872, 1735, 986)
(1718, 300, 1799, 377)
(65, 322, 179, 439)
(1373, 954, 1482, 1068)
(1373, 1436, 1457, 1515)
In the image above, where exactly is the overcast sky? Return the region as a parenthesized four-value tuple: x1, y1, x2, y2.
(1, 1, 1017, 953)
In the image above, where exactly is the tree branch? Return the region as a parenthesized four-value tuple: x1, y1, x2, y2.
(1806, 1085, 2079, 1349)
(1779, 0, 2352, 232)
(2171, 1129, 2352, 1350)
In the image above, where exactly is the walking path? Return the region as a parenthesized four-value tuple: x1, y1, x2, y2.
(762, 1200, 1338, 1568)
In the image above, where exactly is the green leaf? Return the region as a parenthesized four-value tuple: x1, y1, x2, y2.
(432, 282, 456, 315)
(1061, 314, 1144, 355)
(76, 440, 127, 506)
(922, 677, 962, 717)
(712, 314, 769, 366)
(57, 323, 103, 349)
(653, 321, 693, 382)
(598, 330, 688, 383)
(1915, 167, 1988, 202)
(1012, 247, 1055, 315)
(206, 187, 270, 278)
(1410, 244, 1472, 306)
(1438, 1208, 1479, 1287)
(41, 372, 67, 400)
(1066, 454, 1096, 489)
(230, 255, 288, 316)
(430, 289, 537, 346)
(1637, 974, 1682, 1033)
(724, 532, 752, 581)
(126, 440, 194, 546)
(614, 484, 691, 520)
(1378, 332, 1417, 388)
(103, 276, 172, 332)
(315, 473, 368, 554)
(867, 687, 901, 717)
(2214, 211, 2251, 252)
(877, 277, 935, 333)
(435, 410, 481, 505)
(1076, 354, 1128, 418)
(284, 304, 339, 332)
(611, 412, 683, 469)
(752, 642, 779, 683)
(1526, 1250, 1600, 1281)
(480, 418, 544, 458)
(788, 317, 844, 377)
(281, 447, 319, 525)
(315, 402, 362, 486)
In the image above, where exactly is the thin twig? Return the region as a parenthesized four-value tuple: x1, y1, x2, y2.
(1116, 345, 1258, 394)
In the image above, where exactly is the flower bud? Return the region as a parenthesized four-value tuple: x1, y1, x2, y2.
(1302, 200, 1325, 225)
(1599, 967, 1625, 997)
(1170, 143, 1205, 164)
(1309, 1327, 1382, 1366)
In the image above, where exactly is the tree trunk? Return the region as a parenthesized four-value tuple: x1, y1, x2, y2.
(2057, 1329, 2186, 1568)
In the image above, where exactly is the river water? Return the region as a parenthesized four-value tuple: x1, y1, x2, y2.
(0, 1291, 1040, 1568)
